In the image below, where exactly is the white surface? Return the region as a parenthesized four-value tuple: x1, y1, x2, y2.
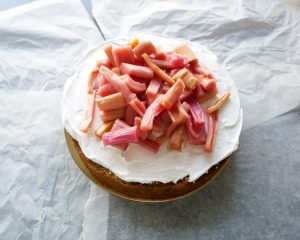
(62, 34, 242, 184)
(92, 0, 300, 130)
(0, 0, 32, 11)
(0, 1, 109, 239)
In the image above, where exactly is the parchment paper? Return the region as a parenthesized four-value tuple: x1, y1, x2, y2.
(0, 1, 109, 239)
(90, 0, 300, 239)
(106, 108, 300, 240)
(1, 0, 300, 239)
(92, 0, 300, 130)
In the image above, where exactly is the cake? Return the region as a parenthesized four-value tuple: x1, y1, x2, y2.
(62, 34, 242, 201)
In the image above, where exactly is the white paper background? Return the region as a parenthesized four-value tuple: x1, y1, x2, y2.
(92, 0, 300, 130)
(0, 1, 109, 239)
(1, 0, 300, 239)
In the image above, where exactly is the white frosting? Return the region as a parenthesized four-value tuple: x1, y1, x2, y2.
(62, 34, 242, 184)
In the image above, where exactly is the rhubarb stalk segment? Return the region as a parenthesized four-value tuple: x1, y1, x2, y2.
(81, 38, 229, 154)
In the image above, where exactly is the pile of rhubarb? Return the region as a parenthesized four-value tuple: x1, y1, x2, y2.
(81, 38, 230, 153)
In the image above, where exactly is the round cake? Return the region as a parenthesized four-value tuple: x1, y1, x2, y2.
(62, 34, 242, 201)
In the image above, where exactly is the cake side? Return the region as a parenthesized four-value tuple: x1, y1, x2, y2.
(66, 130, 231, 201)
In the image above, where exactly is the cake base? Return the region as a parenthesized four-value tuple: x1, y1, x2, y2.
(65, 130, 231, 202)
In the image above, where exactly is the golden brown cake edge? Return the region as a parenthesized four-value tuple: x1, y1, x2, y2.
(65, 130, 231, 202)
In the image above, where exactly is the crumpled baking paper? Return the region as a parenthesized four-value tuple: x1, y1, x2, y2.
(105, 109, 300, 240)
(1, 0, 300, 239)
(92, 0, 300, 130)
(0, 1, 109, 239)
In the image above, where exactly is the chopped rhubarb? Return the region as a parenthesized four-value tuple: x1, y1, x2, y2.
(207, 92, 231, 114)
(172, 68, 198, 90)
(198, 76, 217, 91)
(95, 59, 112, 69)
(155, 45, 168, 60)
(151, 59, 173, 69)
(146, 78, 162, 97)
(81, 90, 96, 133)
(87, 70, 98, 94)
(142, 53, 175, 85)
(99, 66, 136, 103)
(130, 37, 139, 49)
(169, 69, 180, 77)
(199, 87, 218, 103)
(133, 41, 157, 61)
(152, 117, 163, 132)
(112, 45, 135, 66)
(185, 116, 207, 145)
(83, 39, 226, 153)
(88, 72, 109, 95)
(145, 94, 156, 106)
(95, 121, 114, 139)
(133, 116, 142, 127)
(111, 119, 130, 131)
(152, 116, 169, 136)
(102, 126, 139, 146)
(100, 108, 125, 122)
(189, 60, 213, 78)
(173, 43, 197, 62)
(181, 101, 190, 113)
(111, 67, 120, 75)
(195, 82, 206, 100)
(137, 137, 160, 153)
(155, 122, 180, 145)
(137, 92, 146, 102)
(103, 44, 116, 67)
(172, 68, 187, 80)
(169, 54, 188, 69)
(97, 72, 108, 86)
(180, 89, 193, 101)
(97, 83, 118, 97)
(188, 99, 205, 128)
(160, 78, 185, 109)
(160, 110, 172, 124)
(129, 98, 146, 117)
(96, 92, 126, 111)
(204, 112, 219, 152)
(140, 95, 164, 131)
(170, 125, 184, 151)
(120, 63, 153, 79)
(168, 101, 189, 123)
(123, 105, 137, 126)
(147, 131, 162, 142)
(134, 117, 148, 139)
(110, 119, 130, 150)
(131, 77, 149, 84)
(121, 74, 146, 93)
(160, 84, 170, 94)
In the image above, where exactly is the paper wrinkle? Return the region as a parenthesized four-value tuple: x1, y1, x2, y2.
(92, 0, 300, 130)
(83, 185, 109, 240)
(0, 0, 100, 92)
(0, 1, 109, 240)
(1, 0, 300, 239)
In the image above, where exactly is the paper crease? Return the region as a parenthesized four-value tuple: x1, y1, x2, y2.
(1, 0, 300, 239)
(92, 0, 300, 130)
(0, 1, 109, 240)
